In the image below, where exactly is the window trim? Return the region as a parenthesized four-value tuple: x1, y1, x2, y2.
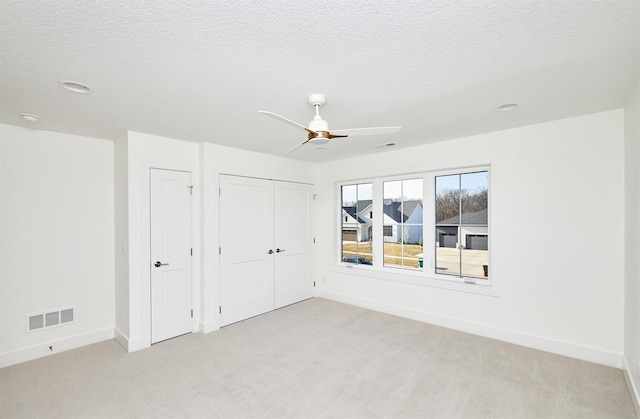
(334, 163, 499, 297)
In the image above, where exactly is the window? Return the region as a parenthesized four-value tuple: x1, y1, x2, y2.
(383, 179, 423, 270)
(341, 183, 373, 265)
(435, 171, 488, 279)
(338, 168, 490, 284)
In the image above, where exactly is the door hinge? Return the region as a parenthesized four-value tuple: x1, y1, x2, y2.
(313, 238, 316, 244)
(313, 194, 317, 201)
(190, 248, 193, 256)
(313, 281, 316, 287)
(219, 306, 222, 314)
(219, 247, 221, 255)
(188, 185, 193, 195)
(190, 309, 193, 318)
(219, 187, 221, 196)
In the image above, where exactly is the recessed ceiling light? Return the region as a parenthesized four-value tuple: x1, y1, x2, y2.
(59, 80, 92, 94)
(19, 113, 40, 122)
(496, 103, 518, 111)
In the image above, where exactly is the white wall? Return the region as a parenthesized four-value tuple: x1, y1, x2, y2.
(113, 132, 129, 339)
(624, 77, 640, 408)
(0, 125, 114, 367)
(315, 110, 625, 367)
(199, 142, 316, 332)
(0, 109, 631, 373)
(114, 131, 200, 352)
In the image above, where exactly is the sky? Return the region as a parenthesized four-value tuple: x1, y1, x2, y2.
(341, 171, 488, 204)
(436, 171, 488, 194)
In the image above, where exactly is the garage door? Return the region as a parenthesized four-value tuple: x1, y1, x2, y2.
(466, 234, 488, 250)
(440, 233, 457, 248)
(342, 230, 357, 241)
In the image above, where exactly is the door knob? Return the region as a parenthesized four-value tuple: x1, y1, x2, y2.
(276, 248, 286, 253)
(154, 261, 169, 267)
(267, 249, 274, 255)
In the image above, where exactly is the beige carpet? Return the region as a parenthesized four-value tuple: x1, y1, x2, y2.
(1, 298, 635, 418)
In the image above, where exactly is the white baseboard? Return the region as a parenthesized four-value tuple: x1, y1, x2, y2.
(0, 327, 114, 368)
(113, 327, 159, 353)
(316, 290, 623, 368)
(113, 327, 149, 353)
(126, 336, 149, 353)
(113, 326, 129, 352)
(200, 320, 219, 334)
(623, 357, 640, 416)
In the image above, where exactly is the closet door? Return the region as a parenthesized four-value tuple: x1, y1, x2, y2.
(219, 175, 275, 326)
(274, 181, 314, 308)
(150, 169, 193, 343)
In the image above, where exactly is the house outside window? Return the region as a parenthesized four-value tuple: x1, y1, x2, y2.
(383, 178, 423, 270)
(341, 183, 373, 265)
(338, 168, 490, 285)
(435, 171, 488, 279)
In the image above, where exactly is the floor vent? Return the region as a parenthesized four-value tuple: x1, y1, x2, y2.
(27, 308, 74, 332)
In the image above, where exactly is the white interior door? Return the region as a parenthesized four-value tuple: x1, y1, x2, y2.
(274, 181, 314, 308)
(150, 168, 192, 344)
(219, 175, 275, 326)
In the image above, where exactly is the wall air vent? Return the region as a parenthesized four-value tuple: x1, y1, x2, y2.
(27, 308, 74, 332)
(60, 308, 74, 323)
(45, 311, 59, 327)
(29, 314, 44, 331)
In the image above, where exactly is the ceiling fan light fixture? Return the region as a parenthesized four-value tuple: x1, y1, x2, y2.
(309, 135, 330, 145)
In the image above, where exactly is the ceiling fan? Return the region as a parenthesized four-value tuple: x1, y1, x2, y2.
(258, 94, 402, 154)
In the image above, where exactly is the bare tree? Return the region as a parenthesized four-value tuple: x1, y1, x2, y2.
(436, 189, 460, 223)
(436, 188, 487, 223)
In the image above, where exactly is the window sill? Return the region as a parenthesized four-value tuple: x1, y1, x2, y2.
(333, 263, 499, 297)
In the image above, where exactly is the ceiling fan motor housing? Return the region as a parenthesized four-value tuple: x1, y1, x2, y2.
(308, 117, 329, 133)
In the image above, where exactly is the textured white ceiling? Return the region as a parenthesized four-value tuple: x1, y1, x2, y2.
(1, 0, 638, 162)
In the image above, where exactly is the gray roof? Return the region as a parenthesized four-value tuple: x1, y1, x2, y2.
(402, 201, 420, 218)
(437, 208, 488, 225)
(383, 201, 405, 223)
(355, 200, 372, 210)
(343, 199, 422, 224)
(342, 206, 368, 224)
(382, 200, 422, 223)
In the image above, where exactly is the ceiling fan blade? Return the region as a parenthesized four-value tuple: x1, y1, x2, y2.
(331, 126, 402, 137)
(328, 133, 348, 139)
(258, 110, 309, 131)
(285, 138, 312, 154)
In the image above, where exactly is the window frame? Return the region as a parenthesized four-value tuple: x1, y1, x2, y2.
(382, 177, 424, 271)
(340, 182, 374, 267)
(335, 164, 498, 296)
